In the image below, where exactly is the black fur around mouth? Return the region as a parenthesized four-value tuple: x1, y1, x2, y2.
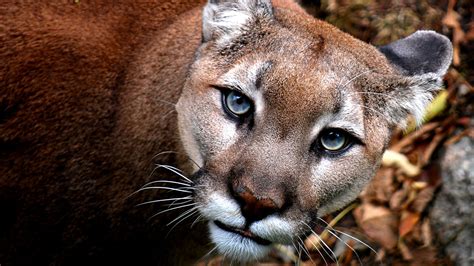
(214, 220, 272, 246)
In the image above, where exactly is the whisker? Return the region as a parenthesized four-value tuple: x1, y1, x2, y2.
(160, 109, 177, 122)
(157, 164, 193, 184)
(141, 180, 191, 188)
(302, 221, 339, 265)
(191, 214, 203, 228)
(338, 69, 374, 91)
(328, 228, 363, 265)
(314, 232, 339, 265)
(351, 90, 399, 101)
(353, 103, 392, 123)
(291, 242, 301, 265)
(297, 235, 314, 264)
(199, 245, 219, 263)
(135, 196, 192, 207)
(305, 233, 329, 266)
(166, 208, 200, 237)
(332, 229, 378, 255)
(165, 199, 193, 208)
(133, 186, 193, 194)
(152, 151, 202, 170)
(147, 202, 197, 221)
(167, 207, 199, 227)
(317, 217, 377, 255)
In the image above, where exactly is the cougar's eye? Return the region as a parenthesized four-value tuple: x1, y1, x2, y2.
(222, 90, 252, 117)
(318, 128, 351, 152)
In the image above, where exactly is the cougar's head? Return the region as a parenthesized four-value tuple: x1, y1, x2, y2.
(176, 0, 452, 261)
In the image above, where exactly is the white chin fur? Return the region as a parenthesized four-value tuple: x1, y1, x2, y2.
(208, 222, 271, 261)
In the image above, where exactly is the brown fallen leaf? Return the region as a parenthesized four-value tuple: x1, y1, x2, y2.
(399, 211, 420, 237)
(360, 167, 395, 203)
(391, 122, 440, 152)
(390, 189, 408, 211)
(410, 187, 436, 213)
(353, 204, 398, 250)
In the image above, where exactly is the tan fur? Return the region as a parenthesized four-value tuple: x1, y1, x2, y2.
(0, 0, 450, 264)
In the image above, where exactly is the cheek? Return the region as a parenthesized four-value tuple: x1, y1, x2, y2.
(301, 147, 375, 211)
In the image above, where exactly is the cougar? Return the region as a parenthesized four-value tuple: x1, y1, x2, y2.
(0, 0, 452, 265)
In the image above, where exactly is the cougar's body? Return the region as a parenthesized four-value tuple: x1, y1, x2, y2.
(0, 0, 452, 265)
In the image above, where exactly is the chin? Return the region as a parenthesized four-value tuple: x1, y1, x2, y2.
(208, 222, 272, 262)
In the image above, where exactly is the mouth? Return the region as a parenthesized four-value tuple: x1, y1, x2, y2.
(214, 220, 272, 246)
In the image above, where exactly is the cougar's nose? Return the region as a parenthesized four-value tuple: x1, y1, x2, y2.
(231, 181, 280, 224)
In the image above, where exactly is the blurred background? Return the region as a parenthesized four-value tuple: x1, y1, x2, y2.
(200, 0, 473, 265)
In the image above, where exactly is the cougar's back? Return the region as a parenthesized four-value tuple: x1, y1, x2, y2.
(0, 1, 206, 265)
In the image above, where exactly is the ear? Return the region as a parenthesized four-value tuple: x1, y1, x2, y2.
(202, 0, 273, 43)
(378, 30, 453, 126)
(379, 30, 453, 76)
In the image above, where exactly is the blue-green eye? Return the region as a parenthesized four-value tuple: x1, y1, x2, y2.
(223, 90, 252, 117)
(319, 129, 350, 152)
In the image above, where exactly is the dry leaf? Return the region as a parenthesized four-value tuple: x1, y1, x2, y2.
(399, 211, 420, 237)
(354, 204, 398, 250)
(411, 187, 436, 213)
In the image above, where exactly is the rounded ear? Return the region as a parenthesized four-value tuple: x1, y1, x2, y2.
(202, 0, 273, 43)
(375, 31, 453, 126)
(379, 30, 453, 77)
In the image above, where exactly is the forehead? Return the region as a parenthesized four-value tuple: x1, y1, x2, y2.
(218, 55, 343, 123)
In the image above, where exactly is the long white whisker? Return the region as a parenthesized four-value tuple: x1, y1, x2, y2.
(191, 214, 203, 228)
(314, 232, 339, 265)
(302, 221, 338, 265)
(147, 202, 197, 221)
(331, 227, 378, 255)
(328, 228, 363, 265)
(317, 217, 364, 264)
(136, 196, 192, 207)
(199, 246, 219, 262)
(297, 235, 314, 264)
(291, 242, 301, 265)
(166, 209, 200, 237)
(157, 164, 193, 183)
(305, 233, 329, 266)
(317, 217, 377, 255)
(141, 180, 191, 188)
(165, 199, 193, 208)
(152, 151, 202, 170)
(167, 206, 199, 227)
(295, 242, 304, 266)
(134, 186, 193, 194)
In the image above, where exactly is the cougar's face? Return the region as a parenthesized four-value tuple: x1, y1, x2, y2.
(176, 0, 451, 261)
(177, 29, 388, 261)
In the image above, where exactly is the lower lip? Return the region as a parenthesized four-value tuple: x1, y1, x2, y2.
(214, 220, 272, 246)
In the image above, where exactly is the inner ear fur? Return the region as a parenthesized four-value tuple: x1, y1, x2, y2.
(202, 0, 273, 43)
(375, 30, 453, 127)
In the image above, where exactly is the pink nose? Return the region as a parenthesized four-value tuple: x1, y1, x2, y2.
(231, 182, 279, 224)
